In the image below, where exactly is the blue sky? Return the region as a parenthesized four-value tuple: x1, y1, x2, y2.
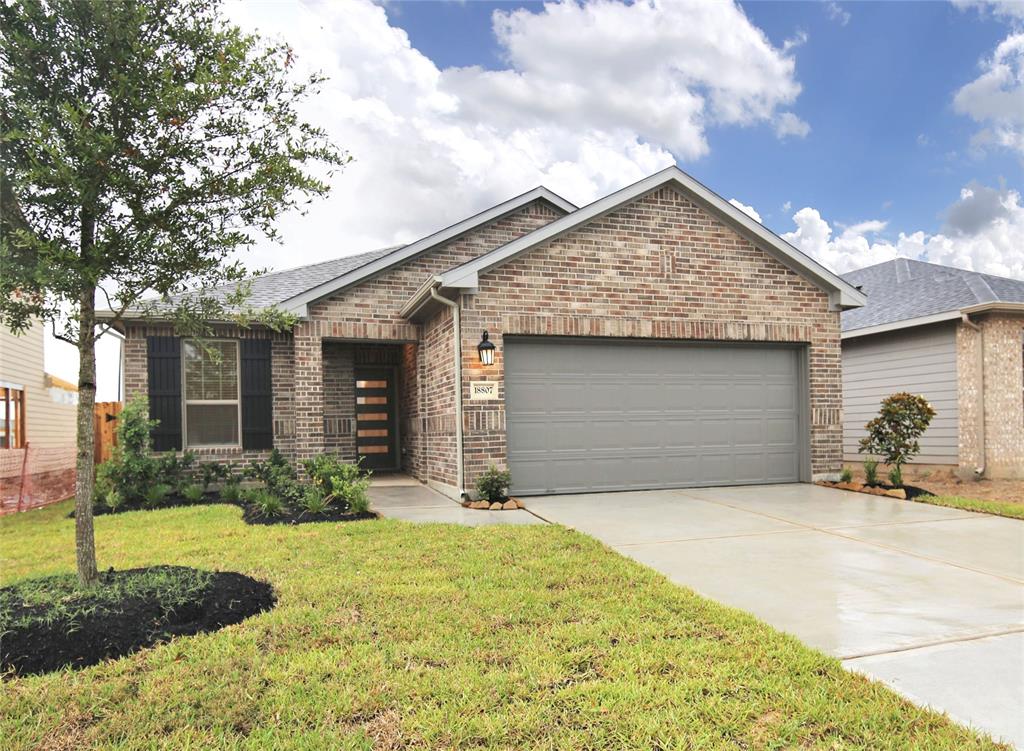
(386, 0, 1018, 240)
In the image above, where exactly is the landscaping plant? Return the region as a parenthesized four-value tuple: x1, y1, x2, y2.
(247, 449, 303, 503)
(863, 458, 879, 486)
(298, 486, 332, 516)
(199, 462, 229, 492)
(476, 465, 512, 503)
(839, 467, 853, 483)
(220, 479, 242, 504)
(0, 0, 344, 586)
(244, 489, 285, 518)
(858, 392, 936, 488)
(182, 484, 205, 503)
(143, 484, 173, 509)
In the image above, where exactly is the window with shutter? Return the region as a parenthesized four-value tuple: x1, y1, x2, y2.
(182, 340, 240, 447)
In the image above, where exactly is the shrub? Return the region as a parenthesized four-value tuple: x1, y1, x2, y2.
(144, 483, 173, 508)
(248, 449, 302, 503)
(476, 465, 511, 503)
(839, 467, 853, 483)
(245, 489, 284, 517)
(182, 483, 204, 503)
(302, 453, 350, 490)
(863, 458, 879, 486)
(298, 486, 332, 515)
(154, 450, 196, 494)
(859, 392, 936, 488)
(198, 462, 228, 491)
(327, 459, 372, 513)
(98, 395, 159, 505)
(103, 489, 125, 512)
(220, 480, 242, 503)
(889, 466, 903, 488)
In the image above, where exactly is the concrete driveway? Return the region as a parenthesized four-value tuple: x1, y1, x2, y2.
(527, 483, 1024, 748)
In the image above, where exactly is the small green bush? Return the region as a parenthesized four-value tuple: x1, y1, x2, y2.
(198, 461, 228, 491)
(248, 449, 302, 503)
(144, 483, 173, 508)
(863, 458, 879, 486)
(839, 467, 853, 483)
(476, 465, 511, 502)
(155, 450, 196, 493)
(220, 480, 242, 503)
(889, 466, 903, 488)
(327, 459, 371, 513)
(103, 489, 125, 512)
(244, 488, 284, 517)
(182, 483, 204, 503)
(298, 486, 332, 515)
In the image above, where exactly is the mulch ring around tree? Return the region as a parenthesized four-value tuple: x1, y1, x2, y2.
(0, 566, 275, 677)
(77, 493, 379, 526)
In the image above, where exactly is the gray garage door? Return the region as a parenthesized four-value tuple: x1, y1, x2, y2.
(504, 337, 805, 495)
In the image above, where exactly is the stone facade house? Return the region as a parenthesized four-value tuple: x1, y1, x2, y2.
(111, 166, 865, 498)
(841, 258, 1024, 479)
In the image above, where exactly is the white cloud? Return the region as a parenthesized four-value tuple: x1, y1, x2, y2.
(953, 0, 1024, 20)
(729, 198, 762, 223)
(781, 200, 792, 212)
(216, 0, 807, 272)
(782, 182, 1024, 278)
(953, 31, 1024, 157)
(825, 2, 851, 26)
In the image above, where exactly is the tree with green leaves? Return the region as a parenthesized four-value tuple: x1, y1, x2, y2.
(859, 392, 936, 488)
(0, 0, 346, 586)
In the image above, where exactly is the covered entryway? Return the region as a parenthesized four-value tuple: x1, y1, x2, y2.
(503, 337, 807, 495)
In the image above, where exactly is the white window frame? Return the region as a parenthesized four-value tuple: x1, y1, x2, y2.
(181, 339, 242, 449)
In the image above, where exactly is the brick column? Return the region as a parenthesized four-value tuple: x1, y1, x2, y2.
(292, 321, 325, 461)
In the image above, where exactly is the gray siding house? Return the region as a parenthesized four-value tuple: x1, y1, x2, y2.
(841, 258, 1024, 479)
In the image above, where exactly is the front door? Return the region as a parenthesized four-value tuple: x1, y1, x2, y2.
(354, 368, 399, 470)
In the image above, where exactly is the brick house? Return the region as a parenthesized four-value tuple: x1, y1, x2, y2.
(841, 258, 1024, 479)
(111, 166, 865, 498)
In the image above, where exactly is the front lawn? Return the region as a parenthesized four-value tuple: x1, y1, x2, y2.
(913, 494, 1024, 521)
(0, 501, 1006, 749)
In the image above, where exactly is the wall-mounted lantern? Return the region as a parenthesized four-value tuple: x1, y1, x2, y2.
(477, 330, 496, 366)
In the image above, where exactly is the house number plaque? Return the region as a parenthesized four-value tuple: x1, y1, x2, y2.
(470, 381, 499, 400)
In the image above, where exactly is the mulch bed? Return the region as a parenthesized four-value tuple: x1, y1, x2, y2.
(242, 506, 377, 526)
(1, 566, 274, 677)
(819, 481, 930, 500)
(78, 493, 378, 526)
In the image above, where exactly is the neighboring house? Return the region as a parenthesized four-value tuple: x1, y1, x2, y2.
(841, 258, 1024, 479)
(0, 318, 79, 511)
(107, 166, 865, 498)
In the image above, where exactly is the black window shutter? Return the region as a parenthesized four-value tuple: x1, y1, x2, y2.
(240, 339, 273, 450)
(147, 337, 182, 451)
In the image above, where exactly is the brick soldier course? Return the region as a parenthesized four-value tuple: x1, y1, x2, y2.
(118, 166, 866, 497)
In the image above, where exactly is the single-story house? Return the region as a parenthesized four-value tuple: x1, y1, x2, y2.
(110, 166, 866, 498)
(841, 258, 1024, 479)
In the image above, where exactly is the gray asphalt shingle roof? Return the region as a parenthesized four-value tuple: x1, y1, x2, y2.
(840, 258, 1024, 332)
(156, 245, 403, 311)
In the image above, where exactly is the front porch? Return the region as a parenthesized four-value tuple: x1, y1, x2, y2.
(321, 340, 419, 475)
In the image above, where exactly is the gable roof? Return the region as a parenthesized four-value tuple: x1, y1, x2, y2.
(841, 258, 1024, 338)
(433, 165, 866, 310)
(279, 186, 575, 316)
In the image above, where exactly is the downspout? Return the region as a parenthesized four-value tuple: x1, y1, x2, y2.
(430, 286, 466, 498)
(961, 313, 985, 476)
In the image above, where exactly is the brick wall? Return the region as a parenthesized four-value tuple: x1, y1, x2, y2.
(122, 323, 295, 467)
(958, 314, 1024, 478)
(456, 185, 843, 489)
(291, 200, 564, 462)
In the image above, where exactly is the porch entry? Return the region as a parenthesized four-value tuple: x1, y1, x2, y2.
(354, 368, 399, 470)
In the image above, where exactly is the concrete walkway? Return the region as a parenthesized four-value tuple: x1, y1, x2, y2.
(527, 483, 1024, 748)
(368, 478, 542, 526)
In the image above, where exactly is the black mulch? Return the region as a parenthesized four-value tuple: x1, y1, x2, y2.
(242, 506, 378, 526)
(1, 566, 275, 677)
(77, 493, 379, 526)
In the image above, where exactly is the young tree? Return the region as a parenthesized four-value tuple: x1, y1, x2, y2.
(0, 0, 346, 585)
(858, 392, 936, 488)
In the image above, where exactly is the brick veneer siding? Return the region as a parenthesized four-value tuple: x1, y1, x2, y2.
(957, 314, 1024, 479)
(291, 200, 565, 462)
(419, 307, 459, 488)
(455, 185, 844, 490)
(122, 323, 295, 466)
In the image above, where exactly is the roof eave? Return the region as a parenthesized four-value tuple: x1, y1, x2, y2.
(280, 186, 576, 316)
(842, 301, 1024, 340)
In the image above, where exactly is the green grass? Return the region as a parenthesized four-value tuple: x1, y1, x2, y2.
(913, 494, 1024, 521)
(0, 500, 1006, 750)
(0, 565, 211, 631)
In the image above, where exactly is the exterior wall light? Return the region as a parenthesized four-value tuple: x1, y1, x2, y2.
(477, 330, 496, 366)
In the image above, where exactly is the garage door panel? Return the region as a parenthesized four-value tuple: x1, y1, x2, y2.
(504, 338, 804, 495)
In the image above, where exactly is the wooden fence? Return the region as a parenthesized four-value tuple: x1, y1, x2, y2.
(94, 401, 122, 464)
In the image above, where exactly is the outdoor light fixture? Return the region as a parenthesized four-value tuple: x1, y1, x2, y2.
(477, 330, 496, 366)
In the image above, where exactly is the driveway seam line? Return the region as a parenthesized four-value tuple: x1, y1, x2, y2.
(840, 626, 1024, 661)
(613, 528, 807, 547)
(670, 491, 1024, 585)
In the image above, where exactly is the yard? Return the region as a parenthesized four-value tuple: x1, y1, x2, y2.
(0, 500, 1007, 750)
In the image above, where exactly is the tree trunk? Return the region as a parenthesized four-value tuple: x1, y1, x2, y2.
(75, 285, 99, 587)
